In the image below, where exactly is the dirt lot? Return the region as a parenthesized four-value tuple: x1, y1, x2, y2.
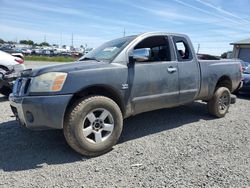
(0, 61, 249, 187)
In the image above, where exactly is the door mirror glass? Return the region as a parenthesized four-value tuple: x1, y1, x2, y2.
(132, 48, 151, 62)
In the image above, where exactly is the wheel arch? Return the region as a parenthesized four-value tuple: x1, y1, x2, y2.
(65, 84, 125, 116)
(214, 75, 232, 92)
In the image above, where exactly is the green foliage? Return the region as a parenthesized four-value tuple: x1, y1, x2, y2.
(19, 40, 34, 45)
(40, 42, 50, 46)
(0, 38, 5, 44)
(25, 55, 77, 62)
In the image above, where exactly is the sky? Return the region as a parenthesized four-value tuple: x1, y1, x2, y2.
(0, 0, 250, 55)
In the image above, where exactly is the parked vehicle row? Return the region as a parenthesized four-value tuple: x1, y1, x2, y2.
(0, 45, 93, 57)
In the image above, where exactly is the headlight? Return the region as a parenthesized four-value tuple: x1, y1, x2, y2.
(29, 72, 67, 92)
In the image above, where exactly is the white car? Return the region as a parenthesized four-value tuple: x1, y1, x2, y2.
(0, 50, 26, 96)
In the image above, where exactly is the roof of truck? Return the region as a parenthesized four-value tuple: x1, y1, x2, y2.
(138, 32, 187, 37)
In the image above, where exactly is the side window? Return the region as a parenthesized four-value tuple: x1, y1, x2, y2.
(173, 36, 193, 61)
(134, 36, 171, 62)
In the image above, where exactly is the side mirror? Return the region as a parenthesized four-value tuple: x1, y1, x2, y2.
(131, 48, 151, 62)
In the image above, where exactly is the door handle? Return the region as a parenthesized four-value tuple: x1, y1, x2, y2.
(167, 66, 177, 73)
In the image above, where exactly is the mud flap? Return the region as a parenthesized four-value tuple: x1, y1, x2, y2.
(230, 94, 236, 104)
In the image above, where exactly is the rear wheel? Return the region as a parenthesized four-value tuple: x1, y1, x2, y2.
(64, 96, 123, 157)
(208, 87, 231, 118)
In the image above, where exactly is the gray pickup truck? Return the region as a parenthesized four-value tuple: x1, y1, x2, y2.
(9, 32, 242, 156)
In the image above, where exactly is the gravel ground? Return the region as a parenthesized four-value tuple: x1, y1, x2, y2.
(0, 61, 249, 187)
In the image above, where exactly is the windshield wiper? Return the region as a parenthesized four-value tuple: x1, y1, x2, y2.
(79, 57, 100, 62)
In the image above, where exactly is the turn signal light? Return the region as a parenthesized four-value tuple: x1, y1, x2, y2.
(52, 75, 67, 91)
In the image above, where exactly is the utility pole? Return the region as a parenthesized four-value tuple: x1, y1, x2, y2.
(71, 33, 74, 47)
(197, 43, 200, 54)
(60, 33, 62, 47)
(44, 34, 47, 43)
(123, 28, 126, 37)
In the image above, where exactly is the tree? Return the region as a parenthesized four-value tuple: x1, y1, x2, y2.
(7, 41, 15, 44)
(40, 42, 50, 46)
(221, 52, 227, 59)
(19, 40, 34, 45)
(0, 38, 5, 44)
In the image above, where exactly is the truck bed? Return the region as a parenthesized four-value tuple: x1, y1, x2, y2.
(197, 59, 241, 100)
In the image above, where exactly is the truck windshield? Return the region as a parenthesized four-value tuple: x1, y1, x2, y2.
(79, 36, 136, 62)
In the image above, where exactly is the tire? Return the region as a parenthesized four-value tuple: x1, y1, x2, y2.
(64, 96, 123, 157)
(208, 87, 231, 118)
(0, 86, 12, 96)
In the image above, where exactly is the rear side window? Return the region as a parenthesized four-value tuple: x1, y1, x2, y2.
(173, 36, 193, 61)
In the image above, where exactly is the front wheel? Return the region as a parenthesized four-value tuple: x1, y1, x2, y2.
(208, 87, 231, 118)
(64, 96, 123, 157)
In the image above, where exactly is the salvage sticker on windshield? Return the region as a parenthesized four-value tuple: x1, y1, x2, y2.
(103, 47, 117, 52)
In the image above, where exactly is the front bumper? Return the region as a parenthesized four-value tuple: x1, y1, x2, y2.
(9, 94, 73, 130)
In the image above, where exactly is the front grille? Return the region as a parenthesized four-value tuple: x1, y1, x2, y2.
(13, 78, 22, 95)
(24, 78, 31, 94)
(13, 77, 31, 96)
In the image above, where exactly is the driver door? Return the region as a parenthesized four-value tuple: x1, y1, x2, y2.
(130, 36, 179, 114)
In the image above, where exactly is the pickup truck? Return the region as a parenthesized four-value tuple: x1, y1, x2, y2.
(9, 32, 242, 156)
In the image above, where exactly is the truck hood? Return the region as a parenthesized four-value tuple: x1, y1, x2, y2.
(26, 60, 110, 77)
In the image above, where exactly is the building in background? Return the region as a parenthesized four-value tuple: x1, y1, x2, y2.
(231, 38, 250, 62)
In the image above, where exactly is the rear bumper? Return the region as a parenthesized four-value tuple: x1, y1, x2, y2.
(9, 94, 73, 130)
(0, 64, 25, 88)
(13, 64, 25, 72)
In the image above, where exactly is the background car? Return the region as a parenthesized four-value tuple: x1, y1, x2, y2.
(0, 50, 26, 96)
(239, 60, 250, 72)
(240, 66, 250, 93)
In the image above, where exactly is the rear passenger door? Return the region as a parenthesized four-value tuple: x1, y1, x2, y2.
(172, 36, 200, 104)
